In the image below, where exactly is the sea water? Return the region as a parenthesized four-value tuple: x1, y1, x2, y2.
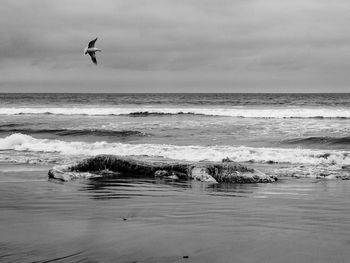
(0, 93, 349, 177)
(0, 93, 349, 262)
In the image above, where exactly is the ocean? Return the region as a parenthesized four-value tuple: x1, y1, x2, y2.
(0, 93, 349, 262)
(0, 93, 349, 177)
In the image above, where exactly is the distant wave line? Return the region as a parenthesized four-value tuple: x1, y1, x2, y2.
(283, 136, 350, 145)
(0, 107, 350, 118)
(0, 127, 148, 137)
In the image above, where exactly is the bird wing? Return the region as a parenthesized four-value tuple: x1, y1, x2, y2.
(88, 52, 97, 65)
(88, 38, 98, 48)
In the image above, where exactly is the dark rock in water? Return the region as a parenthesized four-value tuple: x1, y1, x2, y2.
(154, 170, 181, 180)
(47, 168, 104, 182)
(266, 160, 277, 164)
(317, 153, 331, 159)
(342, 165, 350, 170)
(222, 157, 233, 163)
(154, 170, 170, 177)
(48, 155, 277, 184)
(318, 173, 329, 178)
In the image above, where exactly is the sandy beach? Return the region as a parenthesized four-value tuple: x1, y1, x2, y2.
(0, 163, 349, 262)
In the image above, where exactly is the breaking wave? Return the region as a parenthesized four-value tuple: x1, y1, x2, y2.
(0, 134, 349, 168)
(0, 107, 349, 118)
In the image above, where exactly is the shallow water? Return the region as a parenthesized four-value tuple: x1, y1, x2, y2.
(0, 164, 349, 263)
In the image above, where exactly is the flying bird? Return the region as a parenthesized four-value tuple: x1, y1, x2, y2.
(84, 37, 101, 65)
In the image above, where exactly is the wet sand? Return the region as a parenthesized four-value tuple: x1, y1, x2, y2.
(0, 163, 349, 263)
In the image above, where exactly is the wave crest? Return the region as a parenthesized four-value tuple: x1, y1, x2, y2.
(284, 136, 350, 145)
(0, 127, 147, 137)
(0, 134, 349, 168)
(0, 107, 350, 118)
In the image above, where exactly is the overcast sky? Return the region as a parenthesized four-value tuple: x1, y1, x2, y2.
(1, 0, 350, 93)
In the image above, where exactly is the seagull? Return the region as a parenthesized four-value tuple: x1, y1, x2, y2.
(84, 37, 101, 65)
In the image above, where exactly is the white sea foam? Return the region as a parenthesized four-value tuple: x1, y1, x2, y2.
(0, 107, 349, 118)
(0, 134, 349, 168)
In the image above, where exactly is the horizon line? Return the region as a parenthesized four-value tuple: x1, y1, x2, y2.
(0, 92, 349, 94)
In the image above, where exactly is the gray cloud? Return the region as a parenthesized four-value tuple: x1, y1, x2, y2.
(1, 0, 350, 92)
